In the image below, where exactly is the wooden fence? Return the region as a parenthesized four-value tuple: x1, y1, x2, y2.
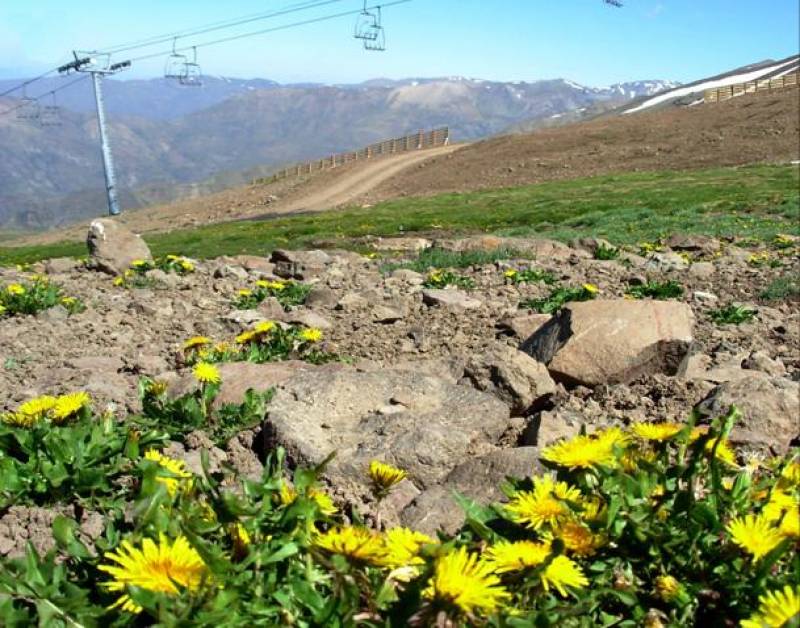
(704, 72, 798, 103)
(261, 127, 450, 183)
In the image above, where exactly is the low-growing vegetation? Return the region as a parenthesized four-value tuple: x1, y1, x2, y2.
(760, 275, 800, 302)
(233, 279, 311, 310)
(182, 322, 334, 367)
(625, 280, 684, 300)
(504, 267, 557, 285)
(1, 165, 797, 266)
(594, 242, 620, 260)
(423, 269, 476, 290)
(0, 388, 797, 626)
(709, 304, 758, 326)
(521, 283, 598, 314)
(0, 275, 85, 317)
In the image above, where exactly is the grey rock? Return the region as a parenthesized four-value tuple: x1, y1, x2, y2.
(284, 309, 333, 330)
(689, 262, 716, 279)
(497, 313, 552, 339)
(44, 257, 81, 274)
(693, 291, 719, 304)
(305, 286, 339, 309)
(644, 252, 689, 272)
(400, 447, 541, 535)
(464, 342, 556, 415)
(263, 369, 511, 494)
(373, 305, 405, 323)
(422, 289, 482, 310)
(86, 218, 152, 275)
(522, 299, 694, 386)
(696, 376, 799, 453)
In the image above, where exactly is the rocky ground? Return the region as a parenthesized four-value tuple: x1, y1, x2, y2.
(1, 223, 798, 553)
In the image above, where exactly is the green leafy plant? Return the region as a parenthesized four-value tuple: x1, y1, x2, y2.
(0, 394, 166, 508)
(0, 405, 796, 626)
(383, 247, 521, 274)
(183, 322, 333, 367)
(423, 269, 475, 289)
(594, 243, 620, 260)
(521, 283, 599, 314)
(504, 267, 557, 285)
(760, 275, 800, 301)
(709, 304, 757, 325)
(138, 376, 273, 444)
(233, 279, 311, 310)
(0, 276, 85, 317)
(625, 279, 684, 300)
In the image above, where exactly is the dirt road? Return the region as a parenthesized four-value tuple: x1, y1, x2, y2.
(16, 144, 463, 245)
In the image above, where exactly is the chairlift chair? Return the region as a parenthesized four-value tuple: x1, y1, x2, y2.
(354, 1, 379, 41)
(39, 92, 62, 127)
(16, 87, 40, 120)
(179, 47, 203, 87)
(363, 7, 386, 51)
(164, 38, 188, 80)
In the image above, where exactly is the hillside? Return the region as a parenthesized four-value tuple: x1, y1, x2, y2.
(0, 76, 674, 230)
(368, 88, 799, 202)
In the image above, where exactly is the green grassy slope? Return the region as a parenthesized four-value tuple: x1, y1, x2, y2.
(1, 164, 797, 266)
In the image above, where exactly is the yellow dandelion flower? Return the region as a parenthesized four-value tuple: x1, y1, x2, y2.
(483, 540, 550, 573)
(60, 296, 77, 306)
(505, 476, 582, 530)
(113, 276, 125, 287)
(423, 546, 510, 616)
(1, 412, 38, 428)
(540, 555, 589, 596)
(131, 260, 148, 268)
(254, 320, 276, 334)
(762, 489, 798, 523)
(166, 254, 179, 261)
(299, 327, 323, 343)
(146, 380, 168, 396)
(542, 428, 626, 469)
(705, 437, 737, 466)
(369, 460, 407, 497)
(727, 514, 784, 561)
(582, 283, 599, 294)
(229, 522, 251, 559)
(382, 527, 435, 568)
(235, 330, 257, 344)
(778, 509, 799, 538)
(553, 520, 605, 557)
(52, 391, 90, 423)
(581, 497, 607, 523)
(179, 260, 194, 272)
(281, 481, 338, 516)
(238, 289, 253, 297)
(144, 450, 192, 496)
(313, 526, 386, 565)
(632, 422, 684, 441)
(504, 269, 518, 278)
(99, 534, 208, 614)
(17, 395, 57, 421)
(779, 462, 800, 488)
(192, 362, 220, 384)
(183, 336, 211, 350)
(655, 575, 682, 602)
(741, 585, 800, 628)
(6, 283, 25, 295)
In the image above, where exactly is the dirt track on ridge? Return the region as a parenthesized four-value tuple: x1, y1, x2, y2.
(17, 145, 462, 245)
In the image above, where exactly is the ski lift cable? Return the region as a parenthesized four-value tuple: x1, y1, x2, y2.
(126, 0, 412, 64)
(0, 75, 90, 117)
(99, 0, 349, 55)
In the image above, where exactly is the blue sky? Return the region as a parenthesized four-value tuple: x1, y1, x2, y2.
(1, 1, 798, 86)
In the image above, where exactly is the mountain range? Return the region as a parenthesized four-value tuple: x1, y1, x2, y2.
(0, 75, 680, 229)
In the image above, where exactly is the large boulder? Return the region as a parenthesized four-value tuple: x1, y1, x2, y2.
(271, 249, 331, 279)
(696, 375, 799, 453)
(521, 299, 694, 387)
(262, 369, 511, 495)
(463, 342, 556, 415)
(86, 218, 152, 275)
